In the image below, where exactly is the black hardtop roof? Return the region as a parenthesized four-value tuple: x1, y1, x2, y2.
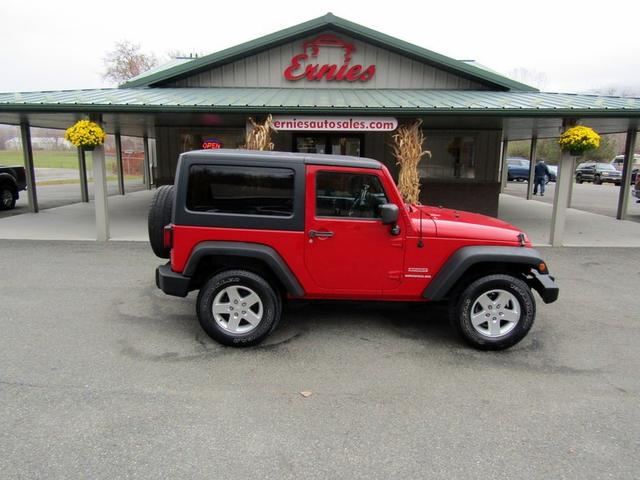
(181, 149, 382, 170)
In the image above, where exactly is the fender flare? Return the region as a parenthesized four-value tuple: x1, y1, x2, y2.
(183, 241, 304, 297)
(0, 172, 18, 189)
(422, 246, 544, 301)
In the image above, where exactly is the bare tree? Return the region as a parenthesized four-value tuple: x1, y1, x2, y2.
(508, 68, 548, 90)
(588, 85, 640, 97)
(102, 40, 159, 84)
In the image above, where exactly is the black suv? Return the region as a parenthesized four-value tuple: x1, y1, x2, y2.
(575, 162, 621, 185)
(0, 165, 27, 210)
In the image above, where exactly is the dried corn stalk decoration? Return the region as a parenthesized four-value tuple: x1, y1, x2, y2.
(392, 120, 431, 204)
(243, 114, 277, 150)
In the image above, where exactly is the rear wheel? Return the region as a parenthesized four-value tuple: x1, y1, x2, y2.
(148, 185, 174, 258)
(0, 184, 17, 210)
(450, 274, 535, 351)
(576, 174, 583, 184)
(197, 269, 281, 347)
(594, 175, 602, 185)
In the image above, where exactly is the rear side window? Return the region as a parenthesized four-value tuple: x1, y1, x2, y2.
(316, 171, 388, 219)
(187, 165, 294, 217)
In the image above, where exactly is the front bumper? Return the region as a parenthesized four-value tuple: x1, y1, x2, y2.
(600, 176, 621, 184)
(156, 264, 190, 297)
(528, 269, 559, 304)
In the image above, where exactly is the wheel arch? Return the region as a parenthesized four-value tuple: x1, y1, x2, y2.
(184, 241, 304, 297)
(423, 246, 545, 301)
(0, 173, 18, 190)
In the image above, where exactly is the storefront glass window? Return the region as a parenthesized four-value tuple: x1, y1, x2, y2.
(296, 135, 362, 156)
(420, 134, 476, 180)
(180, 131, 245, 153)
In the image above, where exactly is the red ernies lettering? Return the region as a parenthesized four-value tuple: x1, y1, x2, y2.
(283, 34, 376, 83)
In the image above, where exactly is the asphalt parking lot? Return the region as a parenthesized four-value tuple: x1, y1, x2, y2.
(1, 240, 639, 479)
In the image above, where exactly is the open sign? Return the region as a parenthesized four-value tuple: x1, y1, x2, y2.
(202, 139, 223, 149)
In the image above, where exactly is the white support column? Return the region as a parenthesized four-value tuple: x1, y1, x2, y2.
(617, 129, 638, 220)
(500, 138, 509, 192)
(90, 120, 110, 241)
(550, 150, 574, 246)
(566, 156, 576, 208)
(115, 133, 125, 195)
(20, 123, 38, 213)
(526, 136, 537, 200)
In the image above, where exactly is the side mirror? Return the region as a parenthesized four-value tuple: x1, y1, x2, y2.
(380, 203, 399, 225)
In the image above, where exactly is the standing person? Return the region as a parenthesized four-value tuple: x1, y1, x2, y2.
(533, 159, 551, 196)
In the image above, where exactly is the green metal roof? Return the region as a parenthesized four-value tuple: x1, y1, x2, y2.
(119, 13, 537, 92)
(125, 57, 194, 83)
(1, 88, 638, 117)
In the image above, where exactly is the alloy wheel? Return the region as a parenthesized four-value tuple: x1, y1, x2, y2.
(212, 285, 263, 334)
(469, 289, 521, 338)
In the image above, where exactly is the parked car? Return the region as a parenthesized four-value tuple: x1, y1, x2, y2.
(611, 154, 640, 184)
(507, 157, 530, 181)
(575, 162, 622, 185)
(150, 149, 558, 351)
(546, 165, 557, 183)
(0, 165, 27, 210)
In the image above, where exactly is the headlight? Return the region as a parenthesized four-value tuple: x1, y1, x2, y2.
(602, 172, 609, 176)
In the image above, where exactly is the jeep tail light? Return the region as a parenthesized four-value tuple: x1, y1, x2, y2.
(163, 225, 173, 250)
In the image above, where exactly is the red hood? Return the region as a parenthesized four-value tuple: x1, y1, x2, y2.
(409, 205, 529, 245)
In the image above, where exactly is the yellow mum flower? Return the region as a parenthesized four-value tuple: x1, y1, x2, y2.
(65, 120, 106, 148)
(558, 126, 600, 155)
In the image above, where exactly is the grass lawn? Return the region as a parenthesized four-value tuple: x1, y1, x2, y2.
(37, 175, 141, 186)
(0, 149, 126, 170)
(0, 150, 84, 169)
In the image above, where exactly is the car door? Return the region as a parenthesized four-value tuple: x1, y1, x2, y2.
(304, 165, 405, 294)
(585, 163, 596, 181)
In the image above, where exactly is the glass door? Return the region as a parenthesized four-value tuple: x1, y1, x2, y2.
(295, 134, 363, 156)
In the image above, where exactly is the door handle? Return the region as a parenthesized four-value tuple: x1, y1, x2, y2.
(309, 230, 334, 238)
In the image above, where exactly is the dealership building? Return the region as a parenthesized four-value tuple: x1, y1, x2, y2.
(1, 13, 639, 243)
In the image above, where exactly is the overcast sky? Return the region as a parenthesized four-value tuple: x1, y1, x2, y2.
(1, 0, 639, 94)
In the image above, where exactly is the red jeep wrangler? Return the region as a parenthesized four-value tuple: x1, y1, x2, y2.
(150, 150, 558, 350)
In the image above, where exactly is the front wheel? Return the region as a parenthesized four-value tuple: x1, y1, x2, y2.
(0, 184, 17, 210)
(197, 270, 281, 347)
(594, 175, 602, 185)
(576, 174, 583, 184)
(450, 274, 536, 350)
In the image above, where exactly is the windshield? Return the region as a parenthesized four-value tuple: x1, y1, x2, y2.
(597, 164, 617, 171)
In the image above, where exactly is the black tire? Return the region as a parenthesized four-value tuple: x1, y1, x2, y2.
(0, 183, 17, 210)
(594, 175, 602, 185)
(576, 174, 583, 184)
(148, 185, 174, 258)
(450, 274, 536, 351)
(197, 270, 282, 347)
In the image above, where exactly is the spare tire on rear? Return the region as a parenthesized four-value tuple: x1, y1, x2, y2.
(148, 185, 174, 259)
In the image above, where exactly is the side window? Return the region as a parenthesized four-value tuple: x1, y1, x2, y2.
(187, 165, 294, 216)
(316, 171, 388, 219)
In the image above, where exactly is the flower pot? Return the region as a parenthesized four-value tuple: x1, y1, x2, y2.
(83, 145, 95, 152)
(569, 149, 583, 156)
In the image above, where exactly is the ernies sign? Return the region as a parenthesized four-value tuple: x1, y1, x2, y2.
(272, 116, 397, 132)
(283, 34, 376, 82)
